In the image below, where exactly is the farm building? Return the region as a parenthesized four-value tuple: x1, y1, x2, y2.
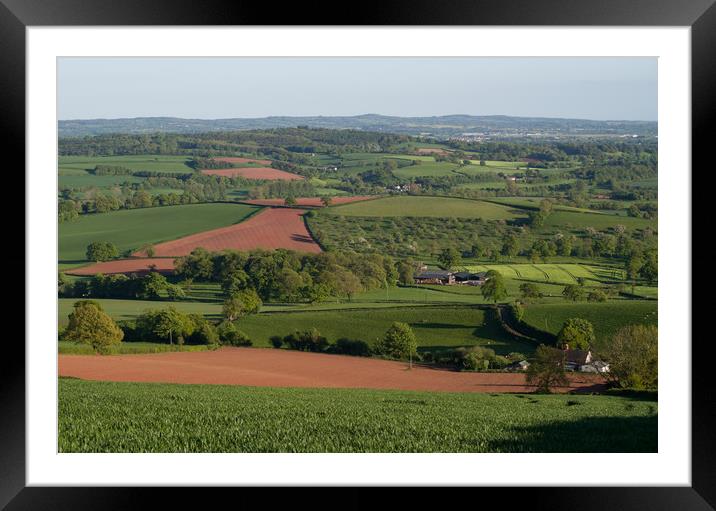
(562, 348, 610, 373)
(507, 360, 530, 372)
(453, 271, 489, 285)
(414, 270, 490, 286)
(414, 270, 455, 285)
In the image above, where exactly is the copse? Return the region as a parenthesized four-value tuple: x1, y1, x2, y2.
(86, 241, 119, 262)
(526, 345, 568, 394)
(174, 248, 399, 304)
(63, 300, 124, 353)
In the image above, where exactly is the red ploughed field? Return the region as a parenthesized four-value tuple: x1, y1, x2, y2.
(243, 196, 375, 207)
(66, 257, 176, 276)
(58, 347, 606, 393)
(201, 167, 304, 180)
(133, 207, 321, 257)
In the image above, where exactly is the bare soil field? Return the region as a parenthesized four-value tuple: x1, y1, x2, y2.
(133, 207, 322, 257)
(66, 257, 176, 276)
(58, 347, 605, 393)
(243, 196, 376, 207)
(201, 167, 304, 181)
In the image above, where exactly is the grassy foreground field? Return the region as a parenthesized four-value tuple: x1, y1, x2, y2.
(58, 378, 657, 453)
(59, 203, 260, 262)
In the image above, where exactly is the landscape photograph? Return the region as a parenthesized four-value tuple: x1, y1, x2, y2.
(57, 57, 658, 453)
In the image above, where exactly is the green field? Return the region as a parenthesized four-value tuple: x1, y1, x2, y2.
(59, 174, 146, 189)
(544, 210, 657, 231)
(58, 298, 224, 327)
(58, 379, 658, 453)
(59, 203, 260, 262)
(521, 301, 658, 348)
(392, 162, 464, 178)
(328, 196, 524, 220)
(59, 155, 195, 174)
(236, 306, 530, 354)
(464, 263, 618, 286)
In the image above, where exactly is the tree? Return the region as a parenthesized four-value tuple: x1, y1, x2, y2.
(140, 271, 168, 299)
(86, 241, 119, 262)
(519, 282, 541, 302)
(526, 345, 568, 393)
(222, 288, 262, 321)
(149, 307, 194, 344)
(562, 284, 585, 302)
(625, 251, 644, 293)
(501, 235, 520, 258)
(141, 244, 156, 257)
(556, 318, 595, 350)
(396, 260, 415, 285)
(320, 196, 332, 207)
(437, 247, 461, 270)
(639, 251, 658, 284)
(374, 322, 417, 360)
(481, 270, 507, 303)
(599, 324, 657, 389)
(63, 300, 123, 353)
(284, 196, 297, 207)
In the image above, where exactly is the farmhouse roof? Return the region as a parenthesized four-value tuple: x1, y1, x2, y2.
(564, 349, 591, 365)
(415, 270, 453, 279)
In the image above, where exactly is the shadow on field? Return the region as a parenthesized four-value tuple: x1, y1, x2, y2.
(485, 414, 657, 452)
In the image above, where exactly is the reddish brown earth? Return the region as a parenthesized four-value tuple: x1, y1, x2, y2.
(133, 208, 321, 257)
(66, 258, 176, 276)
(213, 156, 272, 166)
(201, 167, 304, 181)
(58, 347, 606, 393)
(243, 196, 375, 207)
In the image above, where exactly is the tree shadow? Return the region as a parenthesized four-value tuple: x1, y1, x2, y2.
(484, 414, 657, 452)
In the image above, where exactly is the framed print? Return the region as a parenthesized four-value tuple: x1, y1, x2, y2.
(4, 0, 713, 508)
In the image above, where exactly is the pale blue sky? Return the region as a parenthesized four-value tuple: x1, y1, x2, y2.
(58, 57, 657, 121)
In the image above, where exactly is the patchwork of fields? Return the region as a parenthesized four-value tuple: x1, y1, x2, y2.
(59, 203, 260, 263)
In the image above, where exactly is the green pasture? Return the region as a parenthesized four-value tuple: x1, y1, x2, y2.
(543, 210, 657, 231)
(392, 162, 463, 178)
(58, 341, 212, 355)
(236, 306, 530, 354)
(58, 379, 658, 453)
(521, 301, 658, 348)
(58, 155, 195, 174)
(328, 196, 524, 220)
(463, 263, 614, 286)
(58, 203, 260, 262)
(58, 298, 224, 327)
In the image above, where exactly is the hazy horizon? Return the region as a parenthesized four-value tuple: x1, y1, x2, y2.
(58, 57, 658, 122)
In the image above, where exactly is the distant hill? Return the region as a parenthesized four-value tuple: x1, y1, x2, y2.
(58, 114, 657, 139)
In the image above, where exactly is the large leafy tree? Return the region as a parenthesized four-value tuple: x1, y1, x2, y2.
(526, 345, 569, 393)
(481, 270, 507, 303)
(86, 241, 119, 262)
(556, 318, 595, 351)
(63, 300, 124, 353)
(599, 324, 657, 389)
(437, 247, 461, 270)
(374, 322, 417, 360)
(223, 288, 262, 322)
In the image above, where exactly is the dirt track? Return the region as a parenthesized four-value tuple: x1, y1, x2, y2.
(59, 347, 606, 393)
(133, 207, 321, 257)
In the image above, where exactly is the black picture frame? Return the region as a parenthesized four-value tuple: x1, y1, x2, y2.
(4, 0, 711, 508)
